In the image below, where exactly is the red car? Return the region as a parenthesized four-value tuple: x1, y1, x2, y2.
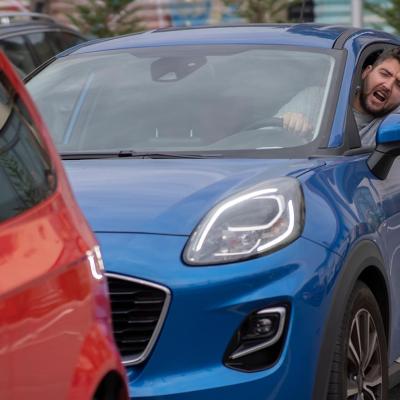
(0, 51, 128, 400)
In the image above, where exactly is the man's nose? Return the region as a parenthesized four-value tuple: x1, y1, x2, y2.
(381, 80, 393, 92)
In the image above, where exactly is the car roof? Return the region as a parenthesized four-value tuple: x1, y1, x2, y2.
(65, 24, 394, 57)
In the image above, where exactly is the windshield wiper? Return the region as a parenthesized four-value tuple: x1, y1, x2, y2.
(60, 150, 222, 160)
(61, 152, 120, 160)
(118, 150, 221, 159)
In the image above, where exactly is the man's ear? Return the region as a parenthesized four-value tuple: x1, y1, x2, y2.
(362, 65, 373, 79)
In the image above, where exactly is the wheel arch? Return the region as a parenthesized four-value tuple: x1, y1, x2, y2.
(358, 265, 390, 341)
(312, 239, 390, 400)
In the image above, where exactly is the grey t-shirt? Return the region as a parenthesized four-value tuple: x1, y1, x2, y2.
(353, 109, 381, 146)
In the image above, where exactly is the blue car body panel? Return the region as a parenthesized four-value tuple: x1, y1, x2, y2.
(96, 231, 342, 399)
(377, 114, 400, 144)
(45, 24, 400, 399)
(65, 158, 325, 234)
(65, 152, 400, 399)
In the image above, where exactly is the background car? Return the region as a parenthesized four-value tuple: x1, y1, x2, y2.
(0, 52, 127, 400)
(27, 25, 400, 399)
(0, 11, 86, 76)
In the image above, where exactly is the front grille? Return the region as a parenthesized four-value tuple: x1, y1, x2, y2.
(106, 273, 171, 366)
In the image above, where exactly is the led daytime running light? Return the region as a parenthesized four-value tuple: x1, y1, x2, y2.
(195, 188, 278, 252)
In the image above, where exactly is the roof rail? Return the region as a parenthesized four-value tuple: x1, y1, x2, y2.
(0, 12, 56, 25)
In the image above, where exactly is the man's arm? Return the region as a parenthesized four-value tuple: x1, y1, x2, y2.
(276, 86, 325, 137)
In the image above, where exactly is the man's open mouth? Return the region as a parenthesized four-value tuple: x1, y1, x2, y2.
(373, 90, 388, 103)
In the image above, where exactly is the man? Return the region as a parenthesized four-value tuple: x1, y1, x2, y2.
(279, 47, 400, 146)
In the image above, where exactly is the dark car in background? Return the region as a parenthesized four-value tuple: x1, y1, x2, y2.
(0, 12, 86, 76)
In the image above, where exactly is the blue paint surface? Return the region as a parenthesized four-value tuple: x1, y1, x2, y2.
(36, 24, 400, 400)
(377, 114, 400, 144)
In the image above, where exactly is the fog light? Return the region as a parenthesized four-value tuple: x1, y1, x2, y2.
(224, 305, 289, 372)
(255, 317, 273, 334)
(243, 313, 280, 341)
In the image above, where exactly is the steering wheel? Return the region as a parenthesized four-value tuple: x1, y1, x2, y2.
(244, 115, 315, 144)
(243, 117, 284, 131)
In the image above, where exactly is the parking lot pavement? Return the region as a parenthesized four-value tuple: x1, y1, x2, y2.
(390, 384, 400, 399)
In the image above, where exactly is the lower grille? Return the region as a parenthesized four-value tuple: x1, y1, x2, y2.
(106, 273, 171, 366)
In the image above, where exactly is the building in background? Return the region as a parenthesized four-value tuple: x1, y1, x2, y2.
(0, 0, 392, 32)
(314, 0, 388, 30)
(133, 0, 241, 29)
(288, 0, 314, 21)
(31, 0, 241, 29)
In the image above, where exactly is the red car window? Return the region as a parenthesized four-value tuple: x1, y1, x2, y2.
(0, 71, 55, 223)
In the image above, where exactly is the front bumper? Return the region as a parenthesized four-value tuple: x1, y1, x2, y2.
(97, 232, 342, 400)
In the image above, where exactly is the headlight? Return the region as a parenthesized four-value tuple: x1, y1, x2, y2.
(183, 177, 304, 265)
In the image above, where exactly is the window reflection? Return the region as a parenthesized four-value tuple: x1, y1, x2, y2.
(0, 74, 55, 223)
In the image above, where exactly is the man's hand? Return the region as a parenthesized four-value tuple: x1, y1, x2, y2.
(282, 112, 313, 137)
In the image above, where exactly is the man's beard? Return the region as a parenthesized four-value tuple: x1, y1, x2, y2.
(359, 80, 398, 118)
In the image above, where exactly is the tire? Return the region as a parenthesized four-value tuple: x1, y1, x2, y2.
(93, 373, 127, 400)
(327, 281, 388, 400)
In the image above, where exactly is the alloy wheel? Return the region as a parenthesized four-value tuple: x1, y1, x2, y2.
(346, 308, 383, 400)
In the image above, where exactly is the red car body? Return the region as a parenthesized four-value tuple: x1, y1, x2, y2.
(0, 52, 128, 400)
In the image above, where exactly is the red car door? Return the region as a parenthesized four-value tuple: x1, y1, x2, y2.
(0, 53, 127, 399)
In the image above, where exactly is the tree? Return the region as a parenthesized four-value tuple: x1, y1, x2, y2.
(224, 0, 298, 23)
(366, 0, 400, 33)
(68, 0, 143, 38)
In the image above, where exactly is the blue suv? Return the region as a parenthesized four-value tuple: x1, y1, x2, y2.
(27, 24, 400, 400)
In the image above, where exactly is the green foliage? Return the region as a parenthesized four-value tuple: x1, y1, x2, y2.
(0, 153, 43, 210)
(68, 0, 143, 38)
(366, 0, 400, 33)
(224, 0, 297, 23)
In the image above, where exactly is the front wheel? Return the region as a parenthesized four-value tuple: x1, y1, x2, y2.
(327, 281, 388, 400)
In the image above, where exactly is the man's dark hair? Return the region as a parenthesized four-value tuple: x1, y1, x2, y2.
(373, 47, 400, 68)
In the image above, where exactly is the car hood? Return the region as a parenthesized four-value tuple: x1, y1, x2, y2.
(64, 158, 324, 235)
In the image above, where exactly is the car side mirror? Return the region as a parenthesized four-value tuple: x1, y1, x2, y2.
(367, 113, 400, 179)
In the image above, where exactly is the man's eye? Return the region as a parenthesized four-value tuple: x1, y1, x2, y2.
(381, 69, 394, 78)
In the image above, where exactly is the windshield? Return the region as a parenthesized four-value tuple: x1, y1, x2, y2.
(27, 45, 338, 155)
